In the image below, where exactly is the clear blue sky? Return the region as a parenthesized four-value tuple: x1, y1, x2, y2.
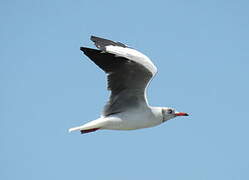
(1, 0, 249, 179)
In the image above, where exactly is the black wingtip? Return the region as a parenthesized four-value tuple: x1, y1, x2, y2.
(89, 35, 127, 49)
(90, 35, 97, 41)
(80, 47, 93, 53)
(80, 47, 87, 54)
(80, 47, 102, 57)
(90, 35, 106, 42)
(80, 47, 85, 51)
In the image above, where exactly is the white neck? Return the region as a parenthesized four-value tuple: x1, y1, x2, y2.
(150, 106, 164, 122)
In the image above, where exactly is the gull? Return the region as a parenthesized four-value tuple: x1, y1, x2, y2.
(69, 36, 189, 134)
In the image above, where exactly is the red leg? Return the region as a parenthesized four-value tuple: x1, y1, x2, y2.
(80, 128, 99, 134)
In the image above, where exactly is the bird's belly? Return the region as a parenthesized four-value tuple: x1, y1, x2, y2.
(104, 111, 161, 130)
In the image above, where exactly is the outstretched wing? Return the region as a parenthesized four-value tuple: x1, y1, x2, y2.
(80, 36, 157, 116)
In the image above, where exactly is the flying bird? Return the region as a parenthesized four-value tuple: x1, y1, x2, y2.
(69, 36, 189, 134)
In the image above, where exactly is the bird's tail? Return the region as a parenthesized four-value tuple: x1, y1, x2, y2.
(68, 118, 106, 134)
(68, 125, 86, 132)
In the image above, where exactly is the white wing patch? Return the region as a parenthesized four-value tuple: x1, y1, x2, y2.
(105, 45, 157, 76)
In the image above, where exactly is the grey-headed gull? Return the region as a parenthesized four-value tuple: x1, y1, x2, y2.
(69, 36, 189, 134)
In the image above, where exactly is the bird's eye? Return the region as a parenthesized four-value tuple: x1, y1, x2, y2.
(167, 109, 173, 114)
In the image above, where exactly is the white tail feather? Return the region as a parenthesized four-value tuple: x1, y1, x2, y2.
(68, 126, 84, 133)
(68, 118, 107, 133)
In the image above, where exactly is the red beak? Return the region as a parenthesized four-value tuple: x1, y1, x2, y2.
(175, 112, 189, 116)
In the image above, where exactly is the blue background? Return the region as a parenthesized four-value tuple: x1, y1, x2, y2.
(1, 0, 249, 179)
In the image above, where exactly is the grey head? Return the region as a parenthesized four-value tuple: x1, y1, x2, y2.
(162, 107, 189, 122)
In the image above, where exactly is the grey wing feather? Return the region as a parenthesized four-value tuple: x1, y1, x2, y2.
(80, 37, 153, 116)
(103, 89, 147, 116)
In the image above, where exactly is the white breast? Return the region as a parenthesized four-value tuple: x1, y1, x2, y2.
(103, 107, 163, 130)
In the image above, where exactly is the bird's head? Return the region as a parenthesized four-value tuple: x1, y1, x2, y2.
(162, 107, 189, 122)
